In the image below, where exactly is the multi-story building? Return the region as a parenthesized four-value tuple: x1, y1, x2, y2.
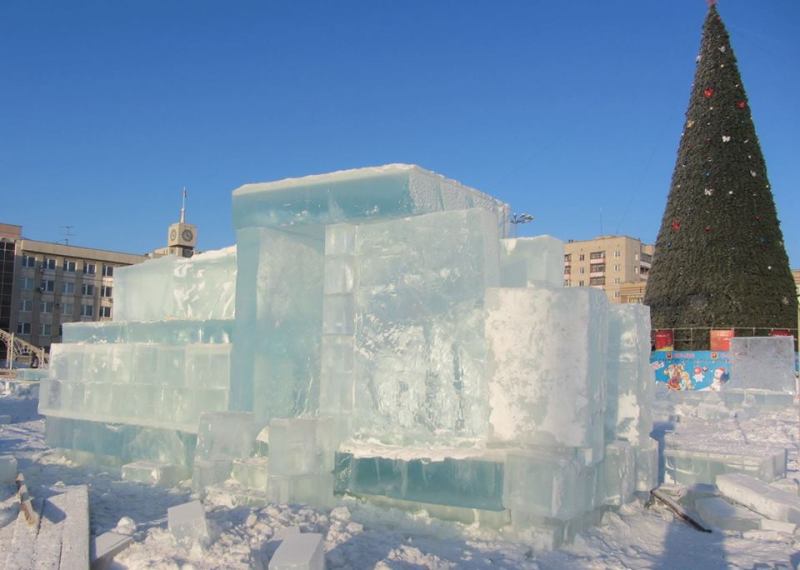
(4, 232, 147, 353)
(0, 224, 22, 360)
(562, 235, 654, 304)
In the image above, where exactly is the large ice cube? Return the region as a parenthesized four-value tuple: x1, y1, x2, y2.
(115, 246, 236, 322)
(716, 473, 800, 524)
(232, 164, 509, 236)
(728, 336, 796, 394)
(499, 236, 564, 288)
(485, 286, 608, 454)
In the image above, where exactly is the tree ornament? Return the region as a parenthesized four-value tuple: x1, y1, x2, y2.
(671, 220, 681, 231)
(687, 119, 695, 128)
(718, 46, 726, 53)
(728, 190, 734, 195)
(736, 100, 747, 109)
(704, 226, 712, 233)
(703, 87, 714, 98)
(704, 188, 714, 196)
(722, 135, 731, 142)
(750, 170, 757, 177)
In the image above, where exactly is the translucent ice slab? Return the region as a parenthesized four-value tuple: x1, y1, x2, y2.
(232, 164, 510, 236)
(62, 320, 233, 345)
(499, 236, 564, 288)
(598, 441, 635, 506)
(728, 336, 797, 394)
(485, 286, 608, 455)
(115, 246, 236, 322)
(334, 451, 505, 511)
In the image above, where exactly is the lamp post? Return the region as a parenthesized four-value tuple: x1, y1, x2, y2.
(510, 213, 534, 238)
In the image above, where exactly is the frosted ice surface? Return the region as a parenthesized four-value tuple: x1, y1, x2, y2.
(716, 473, 800, 524)
(115, 246, 236, 322)
(728, 336, 796, 394)
(499, 236, 564, 288)
(339, 209, 501, 444)
(695, 496, 761, 531)
(485, 286, 607, 453)
(599, 441, 635, 506)
(195, 411, 255, 460)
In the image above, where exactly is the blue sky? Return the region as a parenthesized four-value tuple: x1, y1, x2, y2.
(2, 1, 798, 266)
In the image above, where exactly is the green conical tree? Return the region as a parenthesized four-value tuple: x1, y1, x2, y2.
(644, 3, 797, 349)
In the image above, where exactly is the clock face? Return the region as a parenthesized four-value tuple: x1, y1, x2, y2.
(169, 229, 177, 241)
(182, 229, 194, 242)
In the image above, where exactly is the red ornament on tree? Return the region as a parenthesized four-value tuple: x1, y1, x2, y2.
(736, 100, 747, 109)
(704, 87, 714, 98)
(705, 226, 712, 233)
(671, 220, 681, 231)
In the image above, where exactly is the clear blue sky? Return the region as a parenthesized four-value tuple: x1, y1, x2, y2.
(2, 1, 798, 267)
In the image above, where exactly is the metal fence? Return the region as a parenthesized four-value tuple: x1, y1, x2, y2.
(651, 326, 799, 352)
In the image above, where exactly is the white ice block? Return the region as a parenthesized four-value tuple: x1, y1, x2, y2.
(232, 164, 509, 235)
(185, 343, 231, 390)
(716, 473, 800, 524)
(168, 500, 209, 544)
(728, 336, 796, 394)
(121, 461, 180, 487)
(605, 304, 653, 446)
(499, 236, 564, 288)
(268, 532, 325, 570)
(195, 412, 255, 460)
(268, 473, 334, 508)
(0, 455, 18, 484)
(115, 246, 236, 322)
(233, 457, 269, 491)
(503, 449, 597, 521)
(91, 531, 134, 570)
(599, 441, 635, 506)
(695, 497, 761, 532)
(192, 458, 232, 492)
(486, 286, 607, 454)
(635, 439, 659, 492)
(268, 417, 337, 476)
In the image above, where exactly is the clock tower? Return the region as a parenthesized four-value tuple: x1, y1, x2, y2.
(164, 188, 197, 257)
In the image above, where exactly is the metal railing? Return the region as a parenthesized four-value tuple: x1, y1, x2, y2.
(0, 329, 48, 370)
(652, 326, 799, 352)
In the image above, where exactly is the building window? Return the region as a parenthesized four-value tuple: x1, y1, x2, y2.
(564, 266, 571, 275)
(563, 254, 571, 262)
(22, 277, 35, 290)
(634, 253, 639, 261)
(579, 267, 585, 274)
(99, 306, 112, 318)
(614, 277, 621, 284)
(589, 277, 606, 286)
(83, 262, 96, 275)
(635, 267, 640, 274)
(41, 323, 52, 336)
(100, 285, 113, 298)
(81, 283, 95, 296)
(579, 254, 585, 261)
(20, 299, 33, 312)
(614, 264, 621, 271)
(41, 301, 54, 313)
(614, 250, 621, 258)
(16, 322, 31, 335)
(615, 291, 621, 298)
(62, 281, 75, 294)
(589, 251, 605, 260)
(579, 280, 584, 287)
(41, 279, 55, 293)
(63, 259, 77, 272)
(592, 264, 606, 273)
(42, 258, 57, 270)
(641, 253, 652, 263)
(563, 280, 570, 287)
(22, 255, 36, 268)
(81, 304, 94, 317)
(102, 265, 114, 277)
(62, 303, 74, 315)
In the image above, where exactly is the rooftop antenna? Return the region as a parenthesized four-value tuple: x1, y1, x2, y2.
(180, 187, 187, 223)
(61, 225, 75, 245)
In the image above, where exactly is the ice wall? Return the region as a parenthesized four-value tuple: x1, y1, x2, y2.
(115, 247, 236, 322)
(728, 336, 796, 393)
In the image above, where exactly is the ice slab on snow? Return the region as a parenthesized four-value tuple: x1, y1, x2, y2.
(499, 236, 564, 288)
(115, 246, 236, 322)
(268, 532, 325, 570)
(695, 496, 762, 532)
(728, 336, 796, 394)
(716, 473, 800, 524)
(168, 500, 209, 544)
(121, 461, 180, 487)
(598, 441, 635, 507)
(195, 412, 256, 460)
(485, 286, 607, 454)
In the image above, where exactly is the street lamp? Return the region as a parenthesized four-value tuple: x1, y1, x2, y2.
(510, 213, 534, 237)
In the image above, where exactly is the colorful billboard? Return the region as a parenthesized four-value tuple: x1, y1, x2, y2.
(650, 350, 730, 391)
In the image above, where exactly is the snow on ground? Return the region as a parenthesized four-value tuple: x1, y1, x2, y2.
(1, 389, 799, 569)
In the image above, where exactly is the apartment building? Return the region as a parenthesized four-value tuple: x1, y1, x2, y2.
(563, 235, 654, 304)
(5, 234, 147, 352)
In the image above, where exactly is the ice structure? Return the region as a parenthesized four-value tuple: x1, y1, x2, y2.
(39, 165, 656, 547)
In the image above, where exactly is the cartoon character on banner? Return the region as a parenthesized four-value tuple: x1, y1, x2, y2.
(710, 367, 729, 391)
(693, 366, 708, 389)
(665, 363, 692, 391)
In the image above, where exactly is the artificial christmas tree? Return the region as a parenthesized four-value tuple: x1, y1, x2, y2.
(644, 2, 797, 349)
